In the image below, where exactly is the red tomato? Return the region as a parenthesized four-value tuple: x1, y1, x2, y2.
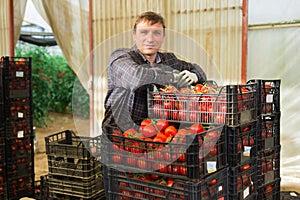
(179, 165, 188, 176)
(189, 123, 205, 134)
(123, 128, 137, 138)
(209, 179, 217, 186)
(194, 84, 203, 93)
(164, 125, 177, 137)
(137, 158, 147, 169)
(155, 119, 169, 132)
(142, 124, 158, 138)
(241, 163, 251, 171)
(126, 156, 136, 167)
(243, 137, 254, 146)
(209, 145, 218, 156)
(152, 103, 162, 116)
(155, 132, 167, 142)
(112, 155, 122, 164)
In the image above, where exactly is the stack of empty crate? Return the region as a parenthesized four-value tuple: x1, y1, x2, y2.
(0, 56, 35, 199)
(249, 79, 281, 200)
(45, 129, 105, 199)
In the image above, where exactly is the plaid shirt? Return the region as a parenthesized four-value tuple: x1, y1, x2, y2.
(102, 45, 206, 132)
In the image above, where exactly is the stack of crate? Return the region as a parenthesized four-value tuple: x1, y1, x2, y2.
(99, 81, 260, 199)
(44, 129, 105, 199)
(249, 79, 281, 200)
(0, 56, 35, 199)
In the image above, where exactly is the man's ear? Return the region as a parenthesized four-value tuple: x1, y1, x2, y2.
(132, 30, 136, 42)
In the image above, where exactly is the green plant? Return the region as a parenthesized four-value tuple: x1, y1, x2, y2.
(15, 45, 89, 127)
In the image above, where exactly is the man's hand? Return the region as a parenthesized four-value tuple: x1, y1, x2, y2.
(177, 70, 198, 86)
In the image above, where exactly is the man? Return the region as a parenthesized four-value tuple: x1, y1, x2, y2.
(102, 11, 207, 132)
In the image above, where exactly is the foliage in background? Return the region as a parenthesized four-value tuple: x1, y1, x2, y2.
(15, 45, 89, 127)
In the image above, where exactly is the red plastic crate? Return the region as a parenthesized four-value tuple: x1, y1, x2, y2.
(106, 167, 228, 200)
(148, 83, 258, 127)
(102, 124, 227, 180)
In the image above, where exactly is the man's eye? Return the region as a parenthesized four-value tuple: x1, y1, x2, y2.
(154, 31, 162, 36)
(140, 30, 148, 34)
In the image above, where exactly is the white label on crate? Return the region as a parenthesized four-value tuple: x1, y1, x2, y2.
(207, 161, 217, 173)
(218, 185, 223, 192)
(266, 94, 273, 103)
(243, 146, 251, 157)
(240, 110, 251, 123)
(17, 130, 24, 138)
(243, 186, 250, 199)
(16, 71, 24, 78)
(17, 112, 24, 118)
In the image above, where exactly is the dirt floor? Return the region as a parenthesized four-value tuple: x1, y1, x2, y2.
(34, 112, 80, 180)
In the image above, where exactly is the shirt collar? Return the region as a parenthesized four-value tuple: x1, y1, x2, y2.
(132, 45, 162, 64)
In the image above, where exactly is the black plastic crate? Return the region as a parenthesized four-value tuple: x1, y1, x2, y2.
(257, 145, 281, 186)
(257, 178, 281, 200)
(228, 160, 258, 200)
(281, 191, 300, 200)
(47, 155, 102, 180)
(106, 167, 228, 200)
(47, 174, 104, 200)
(227, 120, 258, 167)
(258, 112, 280, 152)
(4, 116, 33, 138)
(6, 173, 35, 200)
(45, 130, 97, 159)
(148, 83, 258, 127)
(5, 136, 34, 161)
(35, 175, 49, 200)
(0, 143, 5, 163)
(247, 79, 280, 115)
(1, 56, 32, 99)
(0, 182, 7, 200)
(102, 124, 227, 180)
(5, 97, 32, 120)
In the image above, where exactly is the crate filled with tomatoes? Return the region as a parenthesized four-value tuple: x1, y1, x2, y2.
(147, 81, 258, 127)
(102, 118, 227, 180)
(247, 79, 280, 116)
(1, 57, 32, 99)
(226, 120, 258, 167)
(258, 112, 280, 152)
(257, 145, 281, 187)
(106, 166, 228, 200)
(257, 178, 281, 200)
(228, 160, 258, 200)
(6, 173, 35, 200)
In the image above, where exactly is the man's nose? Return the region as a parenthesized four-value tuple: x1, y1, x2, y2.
(146, 32, 154, 42)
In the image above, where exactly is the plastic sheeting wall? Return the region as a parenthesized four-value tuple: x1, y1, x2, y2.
(247, 25, 300, 192)
(91, 0, 244, 135)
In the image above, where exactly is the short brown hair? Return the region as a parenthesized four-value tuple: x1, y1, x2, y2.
(133, 11, 166, 32)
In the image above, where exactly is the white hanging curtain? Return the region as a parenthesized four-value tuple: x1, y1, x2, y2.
(31, 0, 89, 76)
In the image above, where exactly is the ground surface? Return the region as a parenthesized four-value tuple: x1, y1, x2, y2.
(34, 112, 79, 179)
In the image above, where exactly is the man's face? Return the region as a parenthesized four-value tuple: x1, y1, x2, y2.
(133, 20, 164, 58)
